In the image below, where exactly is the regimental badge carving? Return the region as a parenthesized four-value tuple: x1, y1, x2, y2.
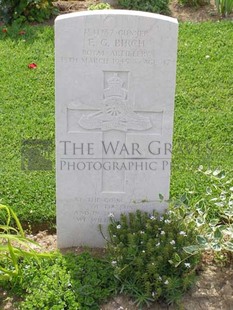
(78, 72, 152, 132)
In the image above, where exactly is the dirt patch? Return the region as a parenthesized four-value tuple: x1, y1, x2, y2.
(1, 231, 233, 310)
(169, 0, 221, 22)
(53, 0, 100, 13)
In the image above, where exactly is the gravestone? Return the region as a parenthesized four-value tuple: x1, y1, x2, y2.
(55, 10, 178, 248)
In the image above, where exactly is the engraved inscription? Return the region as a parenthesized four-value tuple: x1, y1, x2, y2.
(73, 197, 156, 224)
(59, 26, 160, 66)
(82, 26, 157, 65)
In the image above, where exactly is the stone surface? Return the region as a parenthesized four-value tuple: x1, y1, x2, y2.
(55, 10, 178, 248)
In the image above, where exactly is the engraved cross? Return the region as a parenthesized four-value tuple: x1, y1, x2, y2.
(67, 72, 163, 193)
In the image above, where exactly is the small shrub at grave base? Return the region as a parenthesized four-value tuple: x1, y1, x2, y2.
(118, 0, 171, 15)
(88, 2, 112, 10)
(0, 0, 56, 25)
(103, 210, 201, 307)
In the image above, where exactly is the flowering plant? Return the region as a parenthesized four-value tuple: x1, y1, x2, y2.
(102, 209, 200, 306)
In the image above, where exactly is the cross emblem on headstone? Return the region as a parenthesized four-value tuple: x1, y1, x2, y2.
(67, 72, 163, 193)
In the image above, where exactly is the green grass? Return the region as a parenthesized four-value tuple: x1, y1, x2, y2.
(172, 21, 233, 196)
(0, 21, 232, 225)
(0, 25, 55, 225)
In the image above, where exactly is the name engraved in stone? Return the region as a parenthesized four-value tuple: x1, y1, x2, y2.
(80, 27, 157, 66)
(114, 39, 145, 48)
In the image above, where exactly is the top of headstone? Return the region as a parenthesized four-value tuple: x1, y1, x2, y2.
(55, 10, 178, 25)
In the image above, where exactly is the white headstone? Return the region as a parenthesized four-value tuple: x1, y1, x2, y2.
(55, 10, 178, 248)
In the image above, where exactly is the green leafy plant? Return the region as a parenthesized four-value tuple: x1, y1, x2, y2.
(215, 0, 233, 16)
(102, 210, 200, 307)
(0, 0, 56, 24)
(118, 0, 170, 15)
(88, 2, 112, 10)
(18, 256, 81, 310)
(0, 204, 51, 282)
(7, 252, 117, 309)
(180, 167, 233, 263)
(173, 167, 233, 222)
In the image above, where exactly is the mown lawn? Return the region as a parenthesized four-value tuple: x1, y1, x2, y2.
(0, 21, 232, 225)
